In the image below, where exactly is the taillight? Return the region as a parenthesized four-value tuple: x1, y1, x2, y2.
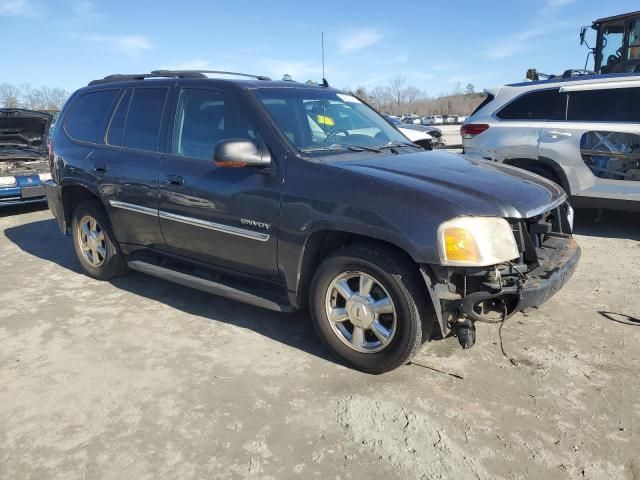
(460, 123, 489, 139)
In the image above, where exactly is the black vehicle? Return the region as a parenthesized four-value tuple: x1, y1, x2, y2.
(46, 70, 580, 373)
(0, 109, 53, 206)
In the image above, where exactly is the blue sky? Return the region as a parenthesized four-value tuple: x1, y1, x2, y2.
(1, 0, 639, 95)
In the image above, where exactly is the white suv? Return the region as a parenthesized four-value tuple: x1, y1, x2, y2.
(462, 74, 640, 211)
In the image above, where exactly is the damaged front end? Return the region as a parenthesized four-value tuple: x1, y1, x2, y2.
(423, 202, 580, 348)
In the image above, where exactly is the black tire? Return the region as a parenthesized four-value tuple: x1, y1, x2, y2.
(525, 165, 574, 206)
(309, 243, 433, 374)
(71, 200, 127, 280)
(526, 165, 562, 188)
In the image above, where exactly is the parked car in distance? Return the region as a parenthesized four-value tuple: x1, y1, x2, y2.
(462, 73, 640, 211)
(47, 70, 580, 373)
(421, 115, 444, 125)
(383, 115, 434, 149)
(403, 115, 422, 125)
(457, 115, 468, 124)
(0, 108, 53, 206)
(444, 115, 457, 124)
(384, 115, 445, 148)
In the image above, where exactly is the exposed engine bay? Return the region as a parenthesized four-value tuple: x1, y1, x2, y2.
(580, 131, 640, 181)
(0, 108, 52, 178)
(0, 158, 50, 176)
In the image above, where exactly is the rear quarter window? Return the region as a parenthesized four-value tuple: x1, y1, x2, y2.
(64, 90, 118, 144)
(567, 87, 640, 122)
(497, 89, 565, 121)
(469, 94, 494, 117)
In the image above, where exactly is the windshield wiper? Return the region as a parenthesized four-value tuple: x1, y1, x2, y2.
(376, 141, 421, 151)
(301, 143, 384, 154)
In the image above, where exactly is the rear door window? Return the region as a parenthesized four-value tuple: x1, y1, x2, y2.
(497, 89, 565, 121)
(65, 89, 118, 143)
(123, 88, 169, 151)
(567, 87, 640, 122)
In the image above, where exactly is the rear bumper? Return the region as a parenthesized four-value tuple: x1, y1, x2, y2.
(0, 179, 46, 206)
(44, 180, 67, 234)
(0, 196, 47, 207)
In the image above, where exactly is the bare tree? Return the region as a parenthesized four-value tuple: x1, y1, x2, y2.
(21, 84, 41, 110)
(0, 83, 21, 108)
(370, 86, 392, 113)
(41, 87, 68, 111)
(403, 86, 421, 114)
(16, 83, 69, 111)
(389, 74, 406, 115)
(353, 86, 370, 104)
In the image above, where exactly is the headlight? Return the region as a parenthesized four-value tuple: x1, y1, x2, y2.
(438, 217, 519, 267)
(38, 172, 52, 182)
(0, 176, 17, 187)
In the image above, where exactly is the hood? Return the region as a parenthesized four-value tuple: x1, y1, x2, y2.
(334, 151, 566, 219)
(0, 109, 52, 151)
(400, 124, 440, 134)
(397, 126, 430, 142)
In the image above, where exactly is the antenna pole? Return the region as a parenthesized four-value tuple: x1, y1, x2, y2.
(321, 31, 325, 82)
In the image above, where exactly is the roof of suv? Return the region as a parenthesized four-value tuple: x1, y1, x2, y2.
(506, 73, 640, 88)
(86, 70, 331, 91)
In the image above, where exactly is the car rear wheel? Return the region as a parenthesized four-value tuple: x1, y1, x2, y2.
(71, 201, 127, 280)
(309, 244, 432, 374)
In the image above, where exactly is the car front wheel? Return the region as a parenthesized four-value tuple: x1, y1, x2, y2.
(309, 244, 433, 374)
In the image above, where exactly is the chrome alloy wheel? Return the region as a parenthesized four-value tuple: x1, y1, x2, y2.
(76, 215, 106, 267)
(324, 271, 397, 353)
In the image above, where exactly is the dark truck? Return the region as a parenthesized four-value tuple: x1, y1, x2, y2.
(45, 70, 580, 373)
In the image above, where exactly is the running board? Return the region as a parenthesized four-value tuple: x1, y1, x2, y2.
(127, 260, 294, 312)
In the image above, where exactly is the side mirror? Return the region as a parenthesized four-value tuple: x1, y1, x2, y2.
(526, 68, 539, 81)
(579, 26, 587, 46)
(213, 139, 271, 168)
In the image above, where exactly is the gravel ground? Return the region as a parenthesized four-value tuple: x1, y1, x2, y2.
(0, 204, 638, 480)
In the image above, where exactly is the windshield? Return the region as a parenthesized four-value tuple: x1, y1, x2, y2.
(254, 88, 411, 154)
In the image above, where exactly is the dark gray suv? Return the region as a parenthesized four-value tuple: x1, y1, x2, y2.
(45, 70, 580, 373)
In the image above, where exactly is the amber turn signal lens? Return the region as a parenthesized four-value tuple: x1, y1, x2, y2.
(443, 227, 480, 263)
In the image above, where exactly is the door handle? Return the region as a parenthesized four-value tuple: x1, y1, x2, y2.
(545, 131, 572, 139)
(93, 164, 107, 174)
(165, 174, 184, 186)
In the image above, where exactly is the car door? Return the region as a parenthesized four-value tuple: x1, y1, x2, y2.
(539, 84, 640, 197)
(90, 86, 170, 248)
(490, 88, 566, 162)
(157, 86, 281, 280)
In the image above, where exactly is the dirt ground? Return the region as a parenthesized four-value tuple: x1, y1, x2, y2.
(0, 204, 638, 480)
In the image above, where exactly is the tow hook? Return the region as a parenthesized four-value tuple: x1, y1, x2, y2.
(455, 315, 476, 349)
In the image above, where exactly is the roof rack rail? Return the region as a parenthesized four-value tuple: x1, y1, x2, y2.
(150, 70, 271, 81)
(88, 71, 207, 86)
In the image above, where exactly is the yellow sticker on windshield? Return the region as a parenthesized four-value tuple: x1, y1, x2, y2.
(316, 115, 335, 126)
